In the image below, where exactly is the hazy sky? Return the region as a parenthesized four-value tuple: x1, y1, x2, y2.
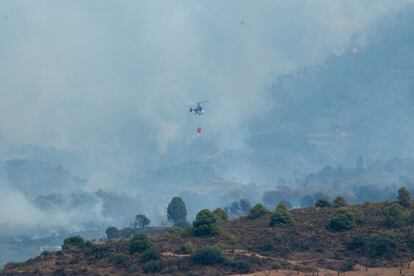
(1, 0, 414, 238)
(1, 1, 411, 172)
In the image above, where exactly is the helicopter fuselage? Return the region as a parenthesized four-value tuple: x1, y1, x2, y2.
(190, 105, 204, 115)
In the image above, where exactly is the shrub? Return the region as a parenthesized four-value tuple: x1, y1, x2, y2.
(333, 196, 347, 208)
(397, 187, 411, 207)
(213, 208, 228, 223)
(248, 204, 269, 219)
(269, 203, 293, 226)
(329, 208, 356, 231)
(192, 209, 218, 237)
(167, 227, 183, 238)
(105, 226, 119, 239)
(118, 227, 138, 238)
(362, 200, 371, 208)
(340, 260, 355, 272)
(315, 199, 331, 208)
(221, 231, 238, 244)
(63, 236, 85, 248)
(113, 254, 128, 266)
(174, 219, 191, 228)
(382, 203, 405, 228)
(280, 200, 292, 210)
(140, 247, 161, 263)
(408, 210, 414, 225)
(143, 260, 161, 273)
(367, 235, 397, 258)
(167, 197, 189, 227)
(181, 241, 195, 254)
(130, 233, 151, 254)
(406, 233, 414, 251)
(227, 259, 251, 274)
(191, 246, 225, 265)
(346, 236, 365, 252)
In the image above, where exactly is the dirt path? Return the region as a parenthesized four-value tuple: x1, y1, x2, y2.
(162, 249, 414, 275)
(228, 263, 414, 276)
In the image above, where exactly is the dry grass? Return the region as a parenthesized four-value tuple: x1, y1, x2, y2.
(3, 201, 414, 275)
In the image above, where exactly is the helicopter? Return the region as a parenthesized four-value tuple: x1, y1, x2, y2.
(188, 100, 208, 115)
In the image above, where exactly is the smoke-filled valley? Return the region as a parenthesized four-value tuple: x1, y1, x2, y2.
(2, 0, 414, 270)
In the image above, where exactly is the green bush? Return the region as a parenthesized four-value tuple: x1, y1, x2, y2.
(346, 235, 365, 252)
(191, 246, 225, 265)
(130, 233, 151, 254)
(221, 231, 238, 244)
(105, 226, 119, 239)
(408, 210, 414, 224)
(333, 196, 347, 208)
(248, 204, 269, 219)
(181, 241, 195, 254)
(397, 187, 411, 207)
(113, 254, 128, 266)
(213, 208, 228, 223)
(340, 260, 354, 272)
(382, 203, 406, 228)
(63, 236, 85, 248)
(406, 233, 414, 251)
(140, 247, 161, 263)
(329, 208, 356, 231)
(174, 219, 191, 228)
(143, 260, 162, 273)
(367, 235, 397, 258)
(192, 209, 218, 237)
(269, 203, 293, 226)
(227, 259, 251, 273)
(315, 199, 331, 208)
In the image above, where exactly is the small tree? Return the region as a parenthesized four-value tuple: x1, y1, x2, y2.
(329, 208, 356, 231)
(140, 247, 161, 263)
(280, 200, 292, 209)
(135, 214, 150, 230)
(397, 187, 411, 207)
(63, 236, 85, 248)
(167, 197, 189, 227)
(367, 235, 397, 258)
(193, 209, 218, 237)
(333, 196, 347, 208)
(315, 199, 332, 208)
(346, 235, 366, 252)
(408, 210, 414, 225)
(382, 203, 405, 228)
(269, 202, 293, 226)
(181, 241, 195, 254)
(248, 204, 269, 219)
(213, 208, 228, 223)
(191, 246, 225, 265)
(144, 261, 162, 273)
(130, 233, 151, 254)
(406, 232, 414, 251)
(106, 226, 119, 239)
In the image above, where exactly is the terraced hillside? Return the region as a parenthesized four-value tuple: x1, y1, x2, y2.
(3, 199, 414, 275)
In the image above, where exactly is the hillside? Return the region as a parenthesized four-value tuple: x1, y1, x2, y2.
(3, 198, 414, 275)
